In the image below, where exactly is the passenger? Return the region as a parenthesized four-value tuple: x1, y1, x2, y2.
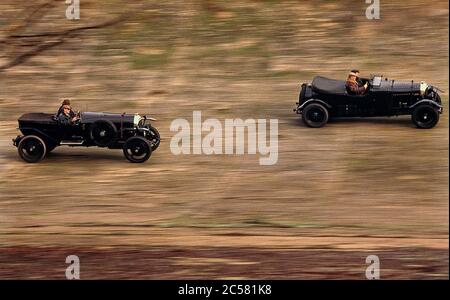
(346, 71, 368, 95)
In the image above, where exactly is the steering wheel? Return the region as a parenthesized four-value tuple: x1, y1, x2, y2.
(74, 111, 81, 125)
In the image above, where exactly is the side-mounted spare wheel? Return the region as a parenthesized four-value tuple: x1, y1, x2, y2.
(412, 104, 440, 129)
(302, 103, 329, 128)
(18, 135, 47, 163)
(90, 120, 117, 147)
(123, 136, 152, 163)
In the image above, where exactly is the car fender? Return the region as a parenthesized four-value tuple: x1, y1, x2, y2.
(298, 99, 332, 112)
(410, 99, 443, 113)
(12, 135, 23, 147)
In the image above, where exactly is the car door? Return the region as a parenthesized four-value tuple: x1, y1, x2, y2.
(59, 123, 84, 141)
(336, 93, 373, 117)
(372, 92, 393, 116)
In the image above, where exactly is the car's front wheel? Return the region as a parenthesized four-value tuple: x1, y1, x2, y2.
(412, 104, 440, 129)
(302, 103, 329, 128)
(18, 135, 47, 163)
(123, 136, 152, 163)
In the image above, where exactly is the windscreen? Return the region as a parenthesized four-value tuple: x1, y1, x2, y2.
(372, 76, 382, 87)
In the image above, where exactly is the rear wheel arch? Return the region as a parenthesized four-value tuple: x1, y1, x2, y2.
(299, 99, 332, 111)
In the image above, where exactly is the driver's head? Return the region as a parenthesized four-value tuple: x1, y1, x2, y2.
(62, 105, 71, 115)
(351, 69, 360, 77)
(61, 99, 71, 106)
(347, 71, 358, 81)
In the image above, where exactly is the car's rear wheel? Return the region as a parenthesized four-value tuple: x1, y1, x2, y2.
(412, 104, 439, 129)
(302, 103, 329, 128)
(90, 120, 117, 147)
(147, 125, 160, 152)
(18, 135, 47, 163)
(123, 136, 152, 163)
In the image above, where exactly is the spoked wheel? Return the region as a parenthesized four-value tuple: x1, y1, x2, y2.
(412, 104, 439, 129)
(90, 120, 117, 147)
(147, 125, 160, 152)
(18, 135, 47, 163)
(302, 103, 329, 128)
(123, 136, 152, 163)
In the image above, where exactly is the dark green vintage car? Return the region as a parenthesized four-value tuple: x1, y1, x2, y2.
(13, 112, 160, 163)
(294, 75, 443, 128)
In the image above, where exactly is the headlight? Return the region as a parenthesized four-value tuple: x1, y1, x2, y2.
(420, 81, 428, 95)
(133, 114, 142, 126)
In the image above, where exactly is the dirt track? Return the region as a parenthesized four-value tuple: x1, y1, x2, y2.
(0, 109, 448, 278)
(0, 246, 448, 279)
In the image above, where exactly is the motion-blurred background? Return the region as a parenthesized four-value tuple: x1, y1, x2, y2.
(0, 0, 448, 279)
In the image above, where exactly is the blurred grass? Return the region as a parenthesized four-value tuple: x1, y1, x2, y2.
(129, 50, 172, 69)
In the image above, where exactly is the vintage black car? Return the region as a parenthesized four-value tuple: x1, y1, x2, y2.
(294, 75, 443, 128)
(13, 112, 160, 163)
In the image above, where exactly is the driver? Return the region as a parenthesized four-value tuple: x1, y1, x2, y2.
(351, 69, 367, 86)
(57, 99, 77, 118)
(346, 71, 368, 95)
(58, 103, 79, 125)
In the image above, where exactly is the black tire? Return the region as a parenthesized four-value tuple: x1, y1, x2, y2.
(90, 120, 117, 147)
(123, 136, 152, 163)
(18, 135, 46, 163)
(412, 104, 439, 129)
(147, 125, 160, 152)
(302, 103, 329, 128)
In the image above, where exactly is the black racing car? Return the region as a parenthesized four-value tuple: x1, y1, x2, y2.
(294, 75, 443, 128)
(13, 112, 160, 163)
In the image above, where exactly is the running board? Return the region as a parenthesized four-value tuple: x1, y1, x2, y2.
(60, 140, 84, 145)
